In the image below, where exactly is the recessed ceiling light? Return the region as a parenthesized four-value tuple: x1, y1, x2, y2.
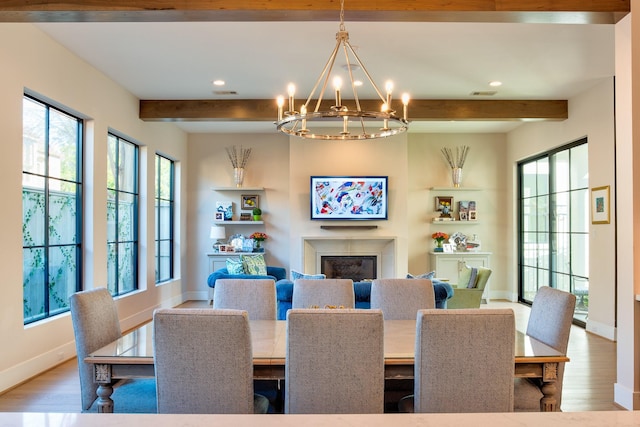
(489, 81, 502, 87)
(213, 80, 225, 86)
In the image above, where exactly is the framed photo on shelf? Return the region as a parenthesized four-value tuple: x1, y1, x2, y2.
(435, 196, 453, 218)
(240, 212, 252, 221)
(214, 212, 224, 221)
(469, 210, 477, 221)
(591, 185, 610, 224)
(443, 243, 454, 253)
(241, 194, 259, 210)
(459, 211, 468, 221)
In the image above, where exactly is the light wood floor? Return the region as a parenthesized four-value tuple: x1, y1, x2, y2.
(0, 300, 622, 413)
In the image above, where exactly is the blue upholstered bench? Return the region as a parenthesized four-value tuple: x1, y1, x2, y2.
(275, 280, 454, 321)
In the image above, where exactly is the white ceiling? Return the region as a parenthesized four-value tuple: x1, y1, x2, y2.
(34, 20, 615, 134)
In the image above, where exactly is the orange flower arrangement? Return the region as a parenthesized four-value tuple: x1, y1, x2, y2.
(249, 232, 268, 241)
(431, 232, 449, 245)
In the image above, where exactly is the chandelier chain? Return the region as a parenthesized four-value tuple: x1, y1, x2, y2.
(339, 0, 346, 32)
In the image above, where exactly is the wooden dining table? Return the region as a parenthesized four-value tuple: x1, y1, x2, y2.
(85, 319, 568, 413)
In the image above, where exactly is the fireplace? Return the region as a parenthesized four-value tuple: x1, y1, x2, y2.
(321, 256, 377, 282)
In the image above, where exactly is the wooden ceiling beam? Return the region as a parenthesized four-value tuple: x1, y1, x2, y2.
(139, 99, 568, 122)
(0, 1, 629, 23)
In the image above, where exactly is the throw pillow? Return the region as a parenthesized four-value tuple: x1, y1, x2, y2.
(226, 257, 245, 275)
(458, 264, 479, 288)
(291, 269, 326, 280)
(242, 254, 267, 276)
(406, 271, 436, 280)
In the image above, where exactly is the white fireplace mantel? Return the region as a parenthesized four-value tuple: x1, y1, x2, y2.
(302, 236, 397, 279)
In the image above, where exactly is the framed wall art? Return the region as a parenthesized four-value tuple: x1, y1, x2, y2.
(435, 196, 453, 218)
(591, 185, 610, 224)
(241, 194, 259, 210)
(310, 176, 388, 220)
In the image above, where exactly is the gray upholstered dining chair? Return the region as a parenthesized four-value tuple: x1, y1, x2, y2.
(291, 278, 355, 309)
(514, 286, 576, 411)
(400, 308, 515, 413)
(285, 308, 384, 414)
(370, 278, 435, 320)
(213, 278, 277, 320)
(213, 278, 280, 410)
(153, 308, 268, 414)
(69, 288, 157, 413)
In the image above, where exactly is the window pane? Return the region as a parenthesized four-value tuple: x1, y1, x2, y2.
(571, 233, 589, 277)
(553, 150, 570, 193)
(48, 108, 78, 182)
(571, 143, 589, 190)
(23, 185, 46, 247)
(22, 98, 46, 176)
(158, 156, 172, 199)
(107, 134, 117, 190)
(536, 195, 549, 232)
(158, 200, 171, 239)
(49, 182, 78, 246)
(107, 242, 117, 295)
(107, 190, 117, 242)
(522, 162, 537, 198)
(552, 192, 569, 234)
(23, 247, 46, 323)
(571, 189, 589, 233)
(48, 245, 77, 316)
(118, 242, 136, 294)
(118, 193, 136, 241)
(553, 272, 571, 293)
(536, 158, 549, 195)
(119, 140, 137, 194)
(522, 198, 536, 232)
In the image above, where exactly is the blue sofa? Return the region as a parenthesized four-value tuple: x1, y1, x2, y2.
(206, 266, 293, 303)
(275, 279, 454, 321)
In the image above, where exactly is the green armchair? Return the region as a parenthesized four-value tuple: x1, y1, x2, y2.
(447, 265, 492, 309)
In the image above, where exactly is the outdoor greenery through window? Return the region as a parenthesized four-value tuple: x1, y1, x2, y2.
(107, 134, 139, 296)
(518, 138, 589, 325)
(22, 95, 82, 325)
(155, 154, 174, 283)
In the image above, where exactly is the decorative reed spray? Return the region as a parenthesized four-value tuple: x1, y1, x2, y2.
(225, 145, 252, 168)
(441, 146, 470, 188)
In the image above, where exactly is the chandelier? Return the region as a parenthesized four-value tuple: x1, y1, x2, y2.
(275, 0, 409, 140)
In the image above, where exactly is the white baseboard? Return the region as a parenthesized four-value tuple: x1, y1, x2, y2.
(0, 341, 77, 394)
(186, 290, 209, 301)
(614, 382, 640, 410)
(586, 318, 616, 341)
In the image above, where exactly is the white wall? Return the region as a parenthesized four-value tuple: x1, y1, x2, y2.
(186, 133, 290, 299)
(407, 133, 508, 296)
(506, 77, 616, 340)
(0, 24, 188, 393)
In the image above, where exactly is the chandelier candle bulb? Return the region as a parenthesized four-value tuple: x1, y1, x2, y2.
(385, 80, 393, 106)
(300, 104, 307, 130)
(277, 96, 284, 121)
(402, 93, 410, 121)
(334, 77, 342, 107)
(287, 83, 295, 113)
(342, 116, 349, 134)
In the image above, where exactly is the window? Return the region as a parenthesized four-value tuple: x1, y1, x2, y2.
(155, 154, 174, 283)
(22, 95, 83, 324)
(107, 134, 139, 296)
(518, 138, 589, 325)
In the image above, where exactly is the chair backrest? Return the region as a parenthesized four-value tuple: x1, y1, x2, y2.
(213, 278, 277, 320)
(370, 278, 435, 320)
(285, 308, 384, 414)
(474, 267, 492, 291)
(414, 308, 515, 413)
(153, 308, 254, 414)
(292, 278, 355, 309)
(69, 288, 123, 411)
(525, 286, 576, 407)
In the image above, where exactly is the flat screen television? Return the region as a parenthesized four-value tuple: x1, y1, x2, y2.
(310, 176, 388, 220)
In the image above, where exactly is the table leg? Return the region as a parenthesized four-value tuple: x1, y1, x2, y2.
(539, 362, 559, 412)
(94, 363, 115, 413)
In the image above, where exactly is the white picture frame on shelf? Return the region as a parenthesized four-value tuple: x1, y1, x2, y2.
(443, 243, 454, 253)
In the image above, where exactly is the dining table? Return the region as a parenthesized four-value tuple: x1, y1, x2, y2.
(85, 319, 568, 413)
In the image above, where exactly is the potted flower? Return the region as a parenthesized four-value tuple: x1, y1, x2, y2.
(249, 232, 268, 252)
(252, 207, 262, 221)
(432, 231, 449, 252)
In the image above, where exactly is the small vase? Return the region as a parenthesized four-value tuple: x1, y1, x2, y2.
(234, 167, 245, 188)
(254, 240, 265, 252)
(434, 240, 444, 252)
(451, 167, 463, 188)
